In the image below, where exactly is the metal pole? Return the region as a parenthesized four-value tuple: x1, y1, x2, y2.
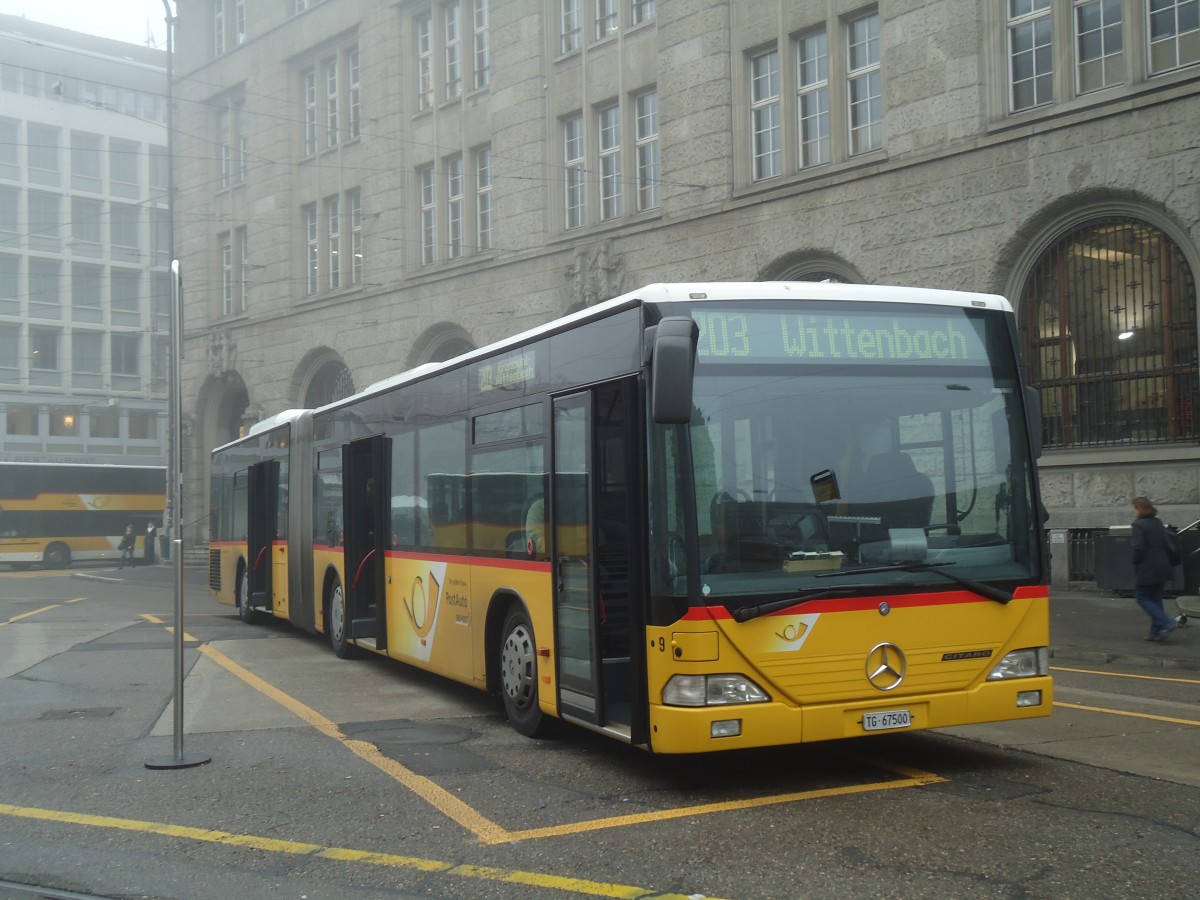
(147, 2, 209, 771)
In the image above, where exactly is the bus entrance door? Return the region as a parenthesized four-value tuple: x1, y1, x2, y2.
(342, 435, 389, 650)
(553, 382, 637, 736)
(246, 460, 278, 611)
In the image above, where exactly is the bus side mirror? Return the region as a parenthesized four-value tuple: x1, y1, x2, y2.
(647, 317, 699, 424)
(1024, 385, 1043, 459)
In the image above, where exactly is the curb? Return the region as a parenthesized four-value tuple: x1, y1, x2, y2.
(1050, 645, 1200, 673)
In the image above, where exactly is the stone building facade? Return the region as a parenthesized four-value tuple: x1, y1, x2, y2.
(173, 0, 1200, 552)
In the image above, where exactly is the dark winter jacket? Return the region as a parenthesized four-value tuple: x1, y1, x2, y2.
(1131, 515, 1173, 586)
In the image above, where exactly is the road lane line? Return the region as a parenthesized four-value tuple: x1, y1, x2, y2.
(0, 605, 59, 627)
(1054, 700, 1200, 727)
(0, 802, 719, 899)
(1051, 665, 1200, 686)
(165, 626, 948, 845)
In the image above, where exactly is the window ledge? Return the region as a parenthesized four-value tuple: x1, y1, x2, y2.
(1038, 443, 1200, 468)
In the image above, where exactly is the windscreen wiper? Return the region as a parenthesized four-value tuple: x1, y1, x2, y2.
(731, 587, 865, 622)
(818, 562, 1012, 605)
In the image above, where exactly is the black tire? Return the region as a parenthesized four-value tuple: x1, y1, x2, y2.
(498, 605, 552, 737)
(327, 576, 355, 658)
(43, 543, 71, 570)
(238, 566, 257, 624)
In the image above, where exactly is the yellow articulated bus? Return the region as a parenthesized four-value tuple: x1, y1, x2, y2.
(209, 282, 1051, 753)
(0, 462, 165, 569)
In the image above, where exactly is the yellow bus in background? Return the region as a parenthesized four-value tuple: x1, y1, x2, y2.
(0, 463, 165, 569)
(209, 282, 1051, 753)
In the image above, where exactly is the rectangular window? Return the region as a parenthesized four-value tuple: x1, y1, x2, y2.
(218, 107, 231, 187)
(72, 197, 102, 247)
(235, 103, 247, 182)
(348, 47, 361, 138)
(631, 0, 655, 26)
(326, 194, 341, 289)
(475, 147, 492, 251)
(30, 327, 59, 370)
(50, 407, 78, 437)
(797, 29, 830, 167)
(417, 13, 434, 111)
(447, 156, 464, 259)
(1075, 0, 1124, 93)
(420, 165, 437, 265)
(847, 12, 882, 155)
(27, 124, 60, 182)
(445, 2, 462, 100)
(635, 90, 659, 211)
(72, 263, 102, 312)
(304, 203, 318, 294)
(237, 226, 249, 312)
(561, 0, 582, 54)
(128, 411, 155, 441)
(0, 118, 17, 178)
(70, 132, 102, 189)
(564, 114, 586, 228)
(221, 232, 233, 315)
(596, 0, 618, 40)
(214, 0, 226, 56)
(326, 57, 339, 147)
(750, 49, 781, 181)
(110, 139, 140, 193)
(1148, 0, 1200, 72)
(28, 191, 60, 250)
(598, 104, 622, 220)
(111, 267, 140, 314)
(473, 1, 490, 89)
(150, 145, 168, 192)
(303, 69, 317, 155)
(235, 0, 246, 45)
(110, 203, 140, 253)
(0, 187, 15, 247)
(5, 404, 38, 435)
(0, 323, 16, 379)
(73, 330, 103, 374)
(348, 188, 363, 283)
(0, 254, 16, 315)
(1009, 0, 1054, 111)
(112, 333, 140, 376)
(28, 258, 59, 315)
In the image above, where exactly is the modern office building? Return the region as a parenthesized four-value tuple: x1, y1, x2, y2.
(0, 14, 169, 467)
(173, 1, 1199, 556)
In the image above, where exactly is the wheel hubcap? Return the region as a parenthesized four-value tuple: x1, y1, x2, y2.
(330, 586, 345, 641)
(501, 623, 535, 709)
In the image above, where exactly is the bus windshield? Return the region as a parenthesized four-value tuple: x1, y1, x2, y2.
(654, 301, 1040, 606)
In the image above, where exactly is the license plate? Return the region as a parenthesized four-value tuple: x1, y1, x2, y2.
(862, 709, 912, 731)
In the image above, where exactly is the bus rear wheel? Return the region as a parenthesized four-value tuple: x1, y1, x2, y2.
(499, 606, 551, 737)
(43, 543, 71, 570)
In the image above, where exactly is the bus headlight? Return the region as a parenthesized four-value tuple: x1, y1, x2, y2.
(662, 674, 770, 707)
(987, 647, 1049, 681)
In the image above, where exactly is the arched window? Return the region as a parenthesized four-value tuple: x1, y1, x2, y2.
(1019, 217, 1198, 449)
(304, 360, 355, 408)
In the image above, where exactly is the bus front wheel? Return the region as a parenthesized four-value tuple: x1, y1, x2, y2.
(43, 543, 70, 570)
(499, 606, 551, 737)
(327, 577, 355, 659)
(238, 567, 257, 624)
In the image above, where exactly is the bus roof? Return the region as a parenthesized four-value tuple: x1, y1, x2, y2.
(217, 281, 1013, 439)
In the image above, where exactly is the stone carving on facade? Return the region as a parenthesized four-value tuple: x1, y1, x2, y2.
(565, 239, 625, 309)
(206, 330, 238, 379)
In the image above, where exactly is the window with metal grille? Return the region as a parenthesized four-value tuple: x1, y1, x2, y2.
(1020, 217, 1198, 449)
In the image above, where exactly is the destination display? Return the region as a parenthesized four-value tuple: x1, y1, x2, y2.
(692, 308, 991, 365)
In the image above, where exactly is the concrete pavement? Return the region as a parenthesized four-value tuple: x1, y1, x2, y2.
(1049, 586, 1198, 671)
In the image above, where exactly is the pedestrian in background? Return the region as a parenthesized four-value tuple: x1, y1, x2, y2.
(143, 520, 158, 567)
(117, 524, 136, 568)
(1130, 497, 1178, 642)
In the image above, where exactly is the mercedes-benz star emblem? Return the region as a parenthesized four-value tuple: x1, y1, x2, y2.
(866, 642, 906, 691)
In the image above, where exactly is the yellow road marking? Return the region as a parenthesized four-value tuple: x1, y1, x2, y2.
(0, 802, 719, 900)
(139, 613, 199, 643)
(195, 639, 944, 844)
(1051, 665, 1200, 686)
(0, 605, 59, 627)
(1054, 700, 1200, 727)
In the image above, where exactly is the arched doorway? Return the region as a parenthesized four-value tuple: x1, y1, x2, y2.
(304, 360, 355, 408)
(1019, 216, 1198, 449)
